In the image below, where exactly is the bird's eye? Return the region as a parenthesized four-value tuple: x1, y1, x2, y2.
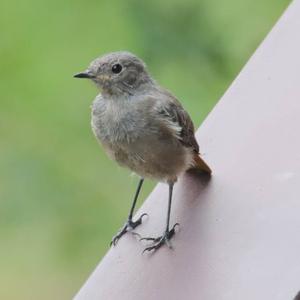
(111, 63, 122, 74)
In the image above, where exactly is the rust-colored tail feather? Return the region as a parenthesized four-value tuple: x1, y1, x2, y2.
(191, 154, 212, 175)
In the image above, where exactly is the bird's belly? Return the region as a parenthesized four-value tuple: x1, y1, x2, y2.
(109, 135, 193, 182)
(91, 111, 193, 181)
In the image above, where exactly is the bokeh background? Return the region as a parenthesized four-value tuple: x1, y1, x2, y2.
(0, 0, 289, 298)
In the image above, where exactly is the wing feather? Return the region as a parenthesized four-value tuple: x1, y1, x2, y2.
(155, 93, 199, 153)
(153, 90, 211, 175)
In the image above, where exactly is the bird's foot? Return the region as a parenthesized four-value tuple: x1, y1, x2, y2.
(110, 213, 148, 246)
(141, 223, 179, 253)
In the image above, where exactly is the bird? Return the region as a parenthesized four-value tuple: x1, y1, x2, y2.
(74, 51, 211, 253)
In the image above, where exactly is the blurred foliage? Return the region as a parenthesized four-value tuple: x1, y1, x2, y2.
(0, 0, 289, 298)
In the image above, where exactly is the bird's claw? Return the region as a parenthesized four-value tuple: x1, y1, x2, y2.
(128, 213, 148, 229)
(110, 213, 148, 246)
(141, 223, 179, 253)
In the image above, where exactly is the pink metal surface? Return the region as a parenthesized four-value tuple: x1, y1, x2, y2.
(75, 1, 300, 299)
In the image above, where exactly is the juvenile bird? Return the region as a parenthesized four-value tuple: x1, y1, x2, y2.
(74, 51, 211, 252)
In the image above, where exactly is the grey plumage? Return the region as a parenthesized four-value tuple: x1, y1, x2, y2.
(74, 51, 211, 251)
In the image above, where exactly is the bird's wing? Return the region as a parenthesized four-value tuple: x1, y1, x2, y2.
(153, 90, 212, 175)
(154, 91, 199, 153)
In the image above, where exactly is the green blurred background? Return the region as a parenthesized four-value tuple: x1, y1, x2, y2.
(0, 0, 289, 298)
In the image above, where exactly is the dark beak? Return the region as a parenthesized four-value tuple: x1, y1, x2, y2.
(73, 71, 95, 79)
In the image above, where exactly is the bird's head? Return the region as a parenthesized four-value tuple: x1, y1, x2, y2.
(74, 51, 152, 96)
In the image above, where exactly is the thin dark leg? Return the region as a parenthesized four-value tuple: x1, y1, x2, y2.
(111, 178, 147, 246)
(141, 182, 179, 253)
(128, 178, 144, 220)
(165, 182, 173, 232)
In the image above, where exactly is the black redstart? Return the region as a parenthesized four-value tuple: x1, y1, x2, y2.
(74, 51, 211, 252)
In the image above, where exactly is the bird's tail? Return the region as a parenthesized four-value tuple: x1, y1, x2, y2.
(190, 154, 212, 175)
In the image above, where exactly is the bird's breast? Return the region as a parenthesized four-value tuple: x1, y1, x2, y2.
(91, 98, 147, 145)
(90, 97, 192, 180)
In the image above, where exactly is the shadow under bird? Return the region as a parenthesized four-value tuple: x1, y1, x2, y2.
(74, 51, 212, 253)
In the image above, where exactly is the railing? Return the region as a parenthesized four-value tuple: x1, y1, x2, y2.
(75, 1, 300, 299)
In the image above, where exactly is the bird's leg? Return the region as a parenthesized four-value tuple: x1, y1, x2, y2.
(141, 182, 179, 253)
(111, 178, 147, 246)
